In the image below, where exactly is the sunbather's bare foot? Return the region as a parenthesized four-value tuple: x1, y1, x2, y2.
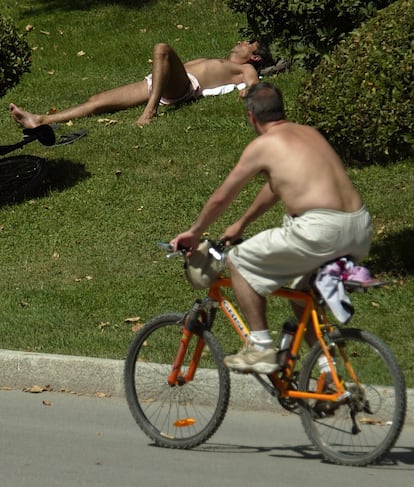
(9, 103, 43, 128)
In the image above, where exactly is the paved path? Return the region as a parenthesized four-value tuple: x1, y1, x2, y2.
(1, 389, 414, 487)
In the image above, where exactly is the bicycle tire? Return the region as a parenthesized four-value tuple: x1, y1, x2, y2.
(0, 155, 47, 204)
(124, 313, 231, 448)
(298, 328, 406, 466)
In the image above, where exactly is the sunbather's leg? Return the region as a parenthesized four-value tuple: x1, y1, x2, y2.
(10, 80, 149, 128)
(137, 43, 191, 126)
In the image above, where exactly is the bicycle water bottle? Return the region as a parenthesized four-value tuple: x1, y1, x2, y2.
(276, 319, 298, 367)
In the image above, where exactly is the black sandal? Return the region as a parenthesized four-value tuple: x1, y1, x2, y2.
(54, 129, 87, 146)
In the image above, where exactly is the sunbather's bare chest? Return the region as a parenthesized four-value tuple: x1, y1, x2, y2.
(184, 58, 246, 90)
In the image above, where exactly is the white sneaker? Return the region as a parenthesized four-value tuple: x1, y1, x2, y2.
(224, 343, 279, 374)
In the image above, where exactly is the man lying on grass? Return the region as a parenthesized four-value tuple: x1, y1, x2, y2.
(10, 41, 274, 128)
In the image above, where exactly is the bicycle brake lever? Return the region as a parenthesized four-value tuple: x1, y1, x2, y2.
(157, 242, 185, 259)
(166, 251, 184, 259)
(157, 242, 173, 251)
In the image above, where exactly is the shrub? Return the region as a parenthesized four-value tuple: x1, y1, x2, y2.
(294, 0, 414, 165)
(226, 0, 394, 69)
(0, 15, 31, 98)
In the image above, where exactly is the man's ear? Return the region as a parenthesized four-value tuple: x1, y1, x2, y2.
(248, 111, 256, 125)
(250, 54, 261, 63)
(248, 111, 261, 132)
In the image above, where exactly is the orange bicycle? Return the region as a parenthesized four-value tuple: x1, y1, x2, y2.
(124, 240, 406, 466)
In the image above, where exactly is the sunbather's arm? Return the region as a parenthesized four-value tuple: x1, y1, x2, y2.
(239, 64, 260, 97)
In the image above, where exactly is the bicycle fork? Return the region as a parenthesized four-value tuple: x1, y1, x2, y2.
(167, 300, 207, 386)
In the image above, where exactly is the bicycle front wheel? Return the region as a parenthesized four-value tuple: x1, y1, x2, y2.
(0, 155, 47, 204)
(299, 328, 406, 466)
(124, 313, 231, 448)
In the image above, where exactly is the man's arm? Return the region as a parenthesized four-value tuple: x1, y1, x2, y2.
(171, 143, 263, 252)
(221, 182, 279, 242)
(239, 64, 260, 97)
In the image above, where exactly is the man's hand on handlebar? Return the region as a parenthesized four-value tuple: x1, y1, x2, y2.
(220, 221, 245, 246)
(170, 230, 202, 255)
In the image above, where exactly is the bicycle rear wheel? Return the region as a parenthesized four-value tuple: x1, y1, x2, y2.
(298, 328, 406, 466)
(124, 313, 231, 448)
(0, 155, 47, 204)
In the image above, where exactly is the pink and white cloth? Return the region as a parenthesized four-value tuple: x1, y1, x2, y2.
(315, 258, 373, 323)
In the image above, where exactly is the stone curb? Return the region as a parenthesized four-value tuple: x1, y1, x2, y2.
(0, 349, 283, 411)
(1, 349, 412, 422)
(0, 349, 125, 397)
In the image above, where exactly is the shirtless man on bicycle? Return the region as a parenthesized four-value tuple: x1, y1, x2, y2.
(172, 82, 372, 374)
(9, 41, 272, 128)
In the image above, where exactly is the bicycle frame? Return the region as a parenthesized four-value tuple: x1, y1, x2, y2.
(168, 275, 355, 406)
(126, 245, 405, 464)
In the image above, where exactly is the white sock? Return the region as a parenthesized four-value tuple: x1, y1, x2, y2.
(249, 330, 274, 351)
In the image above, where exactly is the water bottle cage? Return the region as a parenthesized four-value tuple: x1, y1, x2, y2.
(279, 349, 299, 364)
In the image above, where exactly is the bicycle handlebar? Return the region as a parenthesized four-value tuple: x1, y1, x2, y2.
(156, 242, 183, 259)
(157, 239, 231, 260)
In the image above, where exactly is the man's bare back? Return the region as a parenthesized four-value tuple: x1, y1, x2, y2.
(245, 121, 363, 217)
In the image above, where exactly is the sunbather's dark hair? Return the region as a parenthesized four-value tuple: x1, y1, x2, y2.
(249, 41, 275, 72)
(243, 82, 285, 122)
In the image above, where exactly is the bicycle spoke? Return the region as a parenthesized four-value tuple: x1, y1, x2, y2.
(299, 328, 406, 466)
(124, 313, 230, 448)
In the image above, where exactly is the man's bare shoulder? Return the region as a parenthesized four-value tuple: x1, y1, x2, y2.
(264, 121, 318, 143)
(237, 135, 276, 167)
(241, 124, 299, 163)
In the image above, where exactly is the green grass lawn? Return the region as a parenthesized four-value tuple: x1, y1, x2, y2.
(1, 0, 413, 386)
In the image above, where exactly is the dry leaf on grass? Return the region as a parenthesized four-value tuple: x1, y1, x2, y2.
(98, 321, 110, 332)
(125, 316, 145, 332)
(98, 118, 118, 126)
(132, 323, 145, 332)
(125, 316, 142, 323)
(75, 275, 93, 282)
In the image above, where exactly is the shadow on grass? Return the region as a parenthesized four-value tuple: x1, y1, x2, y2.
(18, 0, 153, 16)
(0, 157, 91, 207)
(369, 228, 414, 277)
(43, 157, 91, 192)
